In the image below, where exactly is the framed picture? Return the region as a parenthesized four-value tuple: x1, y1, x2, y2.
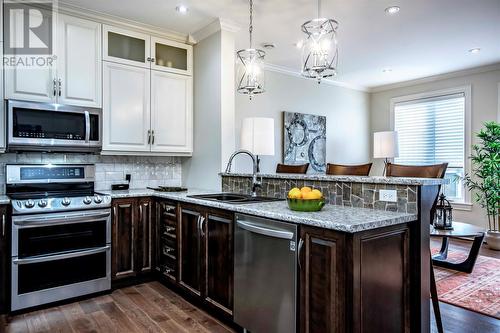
(283, 112, 326, 173)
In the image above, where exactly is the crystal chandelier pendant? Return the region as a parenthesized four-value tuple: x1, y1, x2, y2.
(301, 1, 339, 83)
(237, 48, 265, 99)
(237, 0, 265, 99)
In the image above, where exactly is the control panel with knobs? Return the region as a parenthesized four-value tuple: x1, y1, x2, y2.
(61, 197, 71, 206)
(94, 195, 103, 204)
(83, 196, 92, 205)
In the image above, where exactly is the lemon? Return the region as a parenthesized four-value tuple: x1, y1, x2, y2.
(288, 188, 302, 199)
(302, 191, 317, 200)
(300, 186, 312, 193)
(311, 189, 323, 199)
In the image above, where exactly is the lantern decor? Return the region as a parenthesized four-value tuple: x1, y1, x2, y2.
(434, 193, 454, 230)
(300, 0, 339, 83)
(236, 0, 265, 100)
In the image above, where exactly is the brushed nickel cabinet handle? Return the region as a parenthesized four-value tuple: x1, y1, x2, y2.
(147, 130, 151, 144)
(298, 238, 304, 270)
(2, 214, 5, 237)
(58, 78, 62, 96)
(151, 130, 155, 145)
(199, 216, 205, 237)
(53, 78, 57, 96)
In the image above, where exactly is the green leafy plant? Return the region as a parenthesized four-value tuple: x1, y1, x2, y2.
(464, 121, 500, 231)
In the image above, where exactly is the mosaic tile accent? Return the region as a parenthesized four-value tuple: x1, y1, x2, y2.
(0, 153, 182, 193)
(222, 175, 418, 214)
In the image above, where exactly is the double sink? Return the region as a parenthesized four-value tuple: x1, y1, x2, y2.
(188, 193, 284, 204)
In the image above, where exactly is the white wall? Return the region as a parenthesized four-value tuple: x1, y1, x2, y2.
(182, 32, 222, 190)
(370, 66, 500, 228)
(234, 70, 371, 174)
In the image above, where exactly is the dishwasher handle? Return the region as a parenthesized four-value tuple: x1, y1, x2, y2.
(236, 220, 294, 240)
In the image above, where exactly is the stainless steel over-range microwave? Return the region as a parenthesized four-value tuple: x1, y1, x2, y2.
(7, 100, 102, 152)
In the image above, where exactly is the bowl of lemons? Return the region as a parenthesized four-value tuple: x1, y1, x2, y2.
(287, 187, 326, 212)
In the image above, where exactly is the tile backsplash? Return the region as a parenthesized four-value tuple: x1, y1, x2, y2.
(0, 153, 182, 193)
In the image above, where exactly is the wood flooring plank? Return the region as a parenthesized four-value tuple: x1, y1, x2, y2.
(60, 302, 100, 333)
(42, 307, 74, 333)
(79, 299, 101, 315)
(98, 301, 141, 333)
(24, 310, 51, 333)
(91, 311, 120, 333)
(109, 290, 165, 333)
(4, 315, 30, 333)
(121, 286, 189, 333)
(148, 282, 234, 333)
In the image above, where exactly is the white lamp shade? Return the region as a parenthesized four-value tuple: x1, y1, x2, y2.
(240, 117, 275, 156)
(373, 131, 399, 159)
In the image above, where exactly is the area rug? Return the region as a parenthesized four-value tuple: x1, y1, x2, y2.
(431, 246, 500, 319)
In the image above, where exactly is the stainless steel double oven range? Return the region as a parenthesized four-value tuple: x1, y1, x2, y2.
(6, 164, 111, 311)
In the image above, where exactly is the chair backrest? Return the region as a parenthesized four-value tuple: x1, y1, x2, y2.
(276, 163, 309, 174)
(386, 163, 448, 179)
(326, 163, 372, 176)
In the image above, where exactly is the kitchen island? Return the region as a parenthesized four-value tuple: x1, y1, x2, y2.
(105, 173, 444, 333)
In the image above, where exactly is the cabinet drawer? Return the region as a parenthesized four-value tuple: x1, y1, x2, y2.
(160, 223, 177, 239)
(161, 243, 177, 260)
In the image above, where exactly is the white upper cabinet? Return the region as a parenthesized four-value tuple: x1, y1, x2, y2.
(103, 25, 150, 68)
(57, 14, 101, 107)
(4, 6, 55, 103)
(151, 36, 192, 76)
(4, 11, 101, 106)
(151, 71, 192, 153)
(102, 62, 151, 153)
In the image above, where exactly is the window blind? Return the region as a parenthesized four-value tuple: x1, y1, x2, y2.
(394, 93, 465, 169)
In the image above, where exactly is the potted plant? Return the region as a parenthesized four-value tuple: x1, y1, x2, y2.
(465, 121, 500, 250)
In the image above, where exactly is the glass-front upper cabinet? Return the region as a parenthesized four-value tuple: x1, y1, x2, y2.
(151, 37, 192, 76)
(103, 25, 150, 68)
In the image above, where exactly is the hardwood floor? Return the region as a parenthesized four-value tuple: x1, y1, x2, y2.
(2, 282, 235, 333)
(431, 237, 500, 333)
(2, 238, 497, 333)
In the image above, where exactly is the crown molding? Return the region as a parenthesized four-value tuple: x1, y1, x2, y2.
(263, 63, 370, 92)
(370, 62, 500, 93)
(58, 1, 191, 44)
(191, 18, 241, 43)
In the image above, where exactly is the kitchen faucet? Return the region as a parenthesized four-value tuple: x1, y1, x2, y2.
(225, 149, 262, 197)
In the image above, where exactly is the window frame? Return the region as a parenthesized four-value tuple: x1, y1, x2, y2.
(389, 86, 472, 207)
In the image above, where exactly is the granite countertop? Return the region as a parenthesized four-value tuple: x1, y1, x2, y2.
(219, 172, 448, 186)
(102, 189, 417, 233)
(0, 195, 10, 205)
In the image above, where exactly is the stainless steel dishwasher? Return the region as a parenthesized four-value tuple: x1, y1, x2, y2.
(234, 214, 297, 333)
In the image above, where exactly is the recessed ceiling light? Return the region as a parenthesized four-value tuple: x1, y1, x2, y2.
(262, 42, 276, 50)
(382, 68, 393, 73)
(468, 48, 481, 54)
(385, 6, 400, 15)
(176, 5, 188, 14)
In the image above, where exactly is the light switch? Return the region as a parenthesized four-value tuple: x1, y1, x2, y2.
(379, 189, 397, 202)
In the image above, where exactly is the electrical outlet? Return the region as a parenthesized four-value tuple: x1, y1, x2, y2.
(379, 189, 397, 202)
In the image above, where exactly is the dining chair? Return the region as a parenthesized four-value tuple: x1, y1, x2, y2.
(386, 162, 448, 333)
(326, 163, 372, 176)
(275, 163, 309, 174)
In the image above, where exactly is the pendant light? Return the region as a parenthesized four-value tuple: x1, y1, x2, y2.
(237, 0, 265, 99)
(301, 0, 339, 83)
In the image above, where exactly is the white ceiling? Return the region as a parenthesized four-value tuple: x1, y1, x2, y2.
(63, 0, 500, 90)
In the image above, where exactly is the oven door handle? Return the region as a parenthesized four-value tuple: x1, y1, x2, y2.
(13, 210, 111, 227)
(85, 110, 90, 143)
(13, 245, 110, 265)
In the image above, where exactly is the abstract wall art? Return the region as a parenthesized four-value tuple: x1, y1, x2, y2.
(283, 112, 326, 173)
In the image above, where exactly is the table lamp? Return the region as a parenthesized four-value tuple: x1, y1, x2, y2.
(240, 117, 275, 172)
(373, 131, 399, 176)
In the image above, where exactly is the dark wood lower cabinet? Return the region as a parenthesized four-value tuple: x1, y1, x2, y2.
(176, 203, 234, 317)
(205, 212, 233, 315)
(300, 226, 346, 333)
(179, 207, 203, 296)
(300, 224, 410, 333)
(112, 197, 155, 281)
(0, 206, 9, 314)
